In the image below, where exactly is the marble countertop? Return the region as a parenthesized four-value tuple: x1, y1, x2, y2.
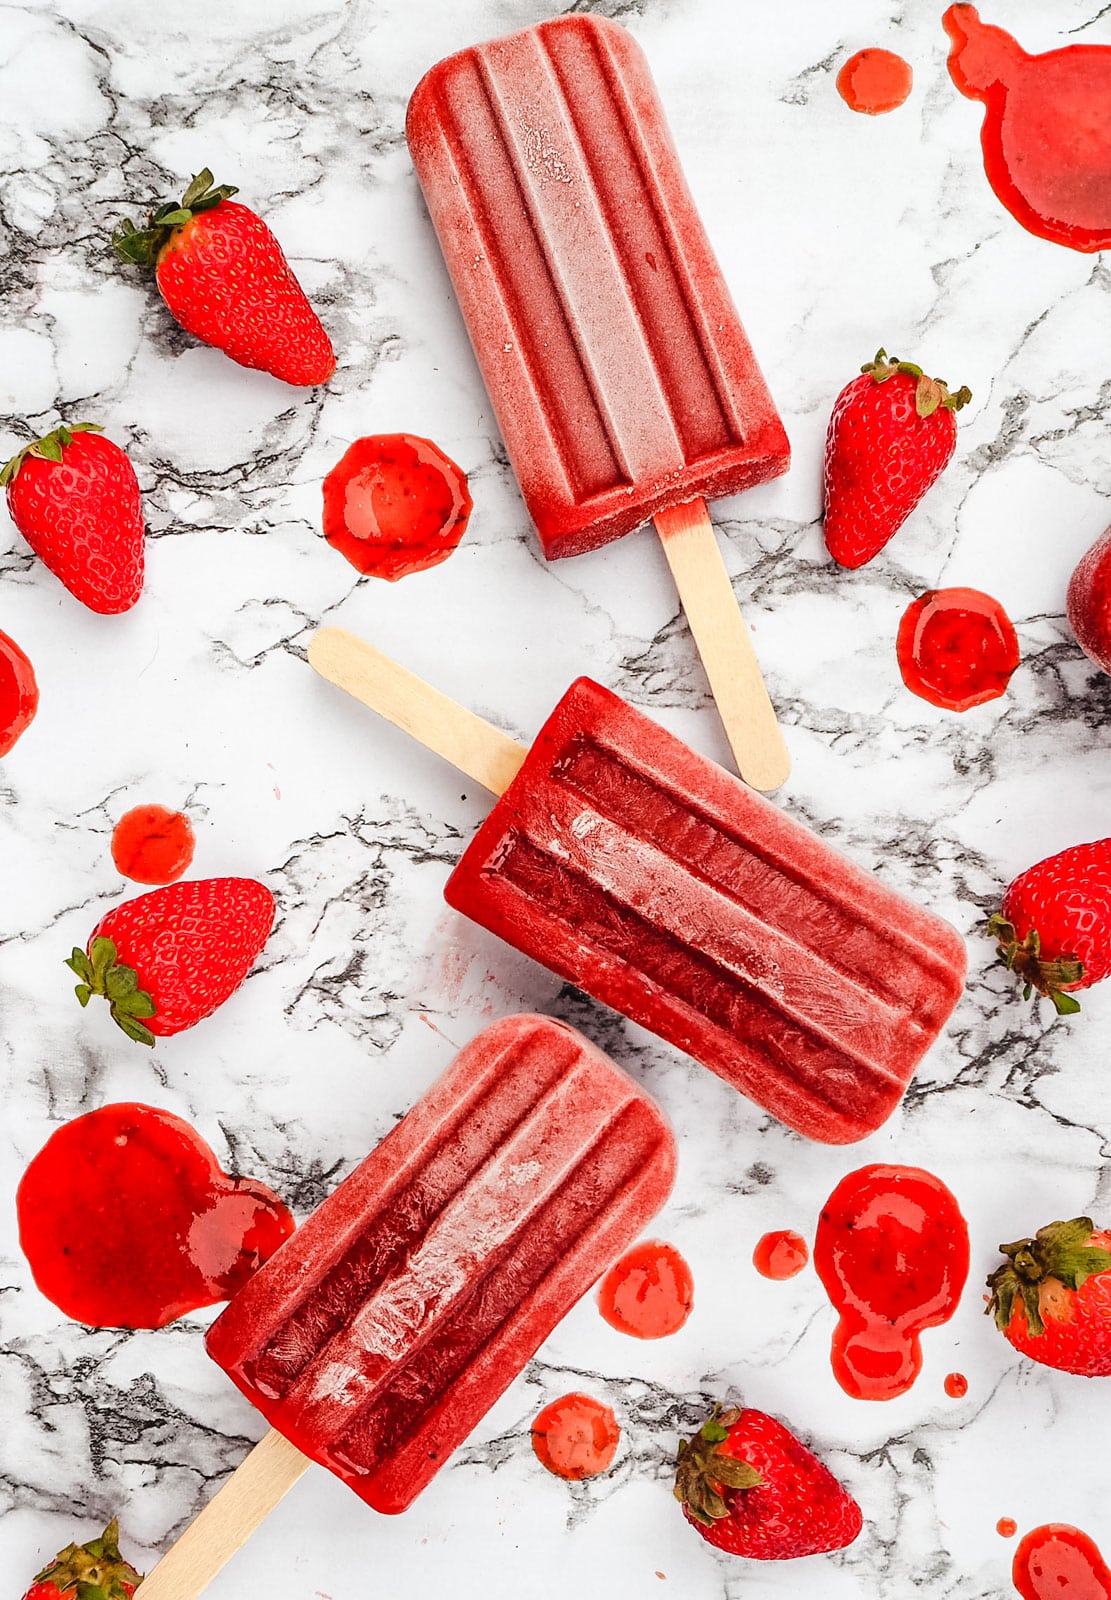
(3, 0, 1111, 1595)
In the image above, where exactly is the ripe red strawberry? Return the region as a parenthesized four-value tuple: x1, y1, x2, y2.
(988, 838, 1111, 1015)
(823, 350, 971, 569)
(0, 627, 39, 755)
(1067, 525, 1111, 676)
(66, 877, 275, 1044)
(674, 1406, 863, 1560)
(2, 424, 144, 613)
(114, 169, 335, 387)
(987, 1216, 1111, 1377)
(21, 1518, 142, 1600)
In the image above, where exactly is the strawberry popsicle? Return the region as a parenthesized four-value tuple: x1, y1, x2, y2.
(309, 629, 967, 1144)
(407, 16, 792, 791)
(138, 1015, 674, 1595)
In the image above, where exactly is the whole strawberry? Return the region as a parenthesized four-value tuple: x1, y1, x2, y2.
(2, 424, 144, 614)
(66, 877, 275, 1044)
(988, 838, 1111, 1015)
(1067, 525, 1111, 676)
(674, 1406, 863, 1560)
(22, 1518, 142, 1600)
(987, 1216, 1111, 1377)
(114, 169, 335, 387)
(823, 350, 971, 569)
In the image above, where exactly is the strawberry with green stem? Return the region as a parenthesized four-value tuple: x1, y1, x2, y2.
(21, 1518, 141, 1600)
(987, 837, 1111, 1016)
(987, 1217, 1111, 1377)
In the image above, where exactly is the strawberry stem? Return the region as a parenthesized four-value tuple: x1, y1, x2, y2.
(112, 168, 239, 268)
(987, 913, 1084, 1014)
(674, 1406, 762, 1526)
(987, 1217, 1111, 1338)
(0, 422, 104, 488)
(35, 1518, 143, 1598)
(861, 347, 972, 417)
(65, 936, 157, 1046)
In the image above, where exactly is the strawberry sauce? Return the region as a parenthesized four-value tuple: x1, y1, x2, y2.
(17, 1104, 294, 1328)
(753, 1229, 809, 1280)
(836, 48, 913, 114)
(944, 7, 1111, 253)
(322, 433, 472, 580)
(531, 1393, 620, 1480)
(597, 1240, 693, 1338)
(0, 627, 39, 756)
(897, 586, 1020, 710)
(944, 1371, 968, 1398)
(813, 1165, 970, 1400)
(111, 804, 196, 885)
(999, 1519, 1019, 1539)
(1013, 1525, 1111, 1599)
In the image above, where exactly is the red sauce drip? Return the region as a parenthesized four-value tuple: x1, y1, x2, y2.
(944, 6, 1111, 253)
(531, 1393, 620, 1480)
(111, 804, 196, 885)
(897, 586, 1020, 710)
(837, 48, 914, 114)
(0, 627, 39, 756)
(597, 1240, 694, 1339)
(17, 1103, 294, 1329)
(999, 1519, 1019, 1539)
(944, 1371, 968, 1398)
(753, 1229, 809, 1280)
(813, 1164, 970, 1400)
(1013, 1525, 1111, 1599)
(321, 433, 472, 580)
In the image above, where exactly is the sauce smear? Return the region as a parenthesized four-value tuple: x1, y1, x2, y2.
(753, 1229, 809, 1280)
(944, 1371, 968, 1398)
(897, 586, 1019, 710)
(813, 1164, 969, 1400)
(531, 1393, 620, 1480)
(17, 1103, 294, 1328)
(1013, 1525, 1111, 1599)
(598, 1240, 693, 1338)
(112, 804, 196, 885)
(322, 433, 472, 580)
(837, 48, 913, 114)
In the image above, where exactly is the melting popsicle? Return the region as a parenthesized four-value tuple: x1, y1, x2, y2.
(406, 16, 792, 791)
(308, 627, 966, 1144)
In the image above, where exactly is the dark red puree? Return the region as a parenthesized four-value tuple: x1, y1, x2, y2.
(0, 627, 39, 756)
(1013, 1524, 1111, 1599)
(597, 1239, 694, 1338)
(813, 1164, 969, 1400)
(17, 1103, 294, 1328)
(322, 433, 472, 580)
(753, 1229, 809, 1280)
(897, 586, 1019, 710)
(112, 804, 195, 885)
(836, 48, 913, 114)
(531, 1393, 620, 1480)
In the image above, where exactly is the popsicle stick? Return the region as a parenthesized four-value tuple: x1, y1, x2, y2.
(138, 1430, 309, 1600)
(308, 627, 526, 796)
(653, 498, 790, 792)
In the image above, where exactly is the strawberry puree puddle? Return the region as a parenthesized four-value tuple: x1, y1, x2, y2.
(322, 432, 472, 580)
(531, 1393, 620, 1480)
(836, 48, 913, 114)
(1013, 1524, 1111, 1599)
(597, 1239, 694, 1338)
(752, 1229, 809, 1280)
(111, 804, 196, 885)
(897, 587, 1020, 710)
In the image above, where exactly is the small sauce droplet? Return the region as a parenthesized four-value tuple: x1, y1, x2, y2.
(999, 1519, 1019, 1539)
(0, 627, 39, 756)
(944, 1371, 968, 1398)
(111, 804, 196, 885)
(17, 1104, 294, 1328)
(837, 48, 914, 114)
(813, 1164, 970, 1400)
(531, 1393, 619, 1480)
(597, 1240, 693, 1338)
(753, 1229, 809, 1280)
(897, 586, 1020, 711)
(1013, 1524, 1111, 1599)
(322, 433, 472, 580)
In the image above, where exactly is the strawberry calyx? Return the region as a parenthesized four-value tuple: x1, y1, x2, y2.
(987, 1217, 1111, 1338)
(34, 1517, 142, 1599)
(987, 912, 1084, 1015)
(673, 1406, 762, 1526)
(861, 348, 972, 418)
(1, 423, 104, 489)
(66, 936, 157, 1047)
(113, 168, 239, 269)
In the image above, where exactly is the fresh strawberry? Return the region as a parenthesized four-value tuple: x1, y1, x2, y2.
(21, 1518, 142, 1600)
(823, 349, 971, 569)
(114, 169, 335, 387)
(987, 1216, 1111, 1377)
(2, 424, 144, 614)
(66, 877, 275, 1044)
(0, 627, 39, 755)
(1067, 525, 1111, 676)
(988, 838, 1111, 1015)
(674, 1405, 863, 1560)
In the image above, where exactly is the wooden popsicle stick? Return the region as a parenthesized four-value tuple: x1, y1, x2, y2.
(308, 627, 526, 797)
(653, 497, 790, 792)
(138, 1430, 309, 1600)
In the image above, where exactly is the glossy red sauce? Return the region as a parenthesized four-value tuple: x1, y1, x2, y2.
(999, 1519, 1019, 1539)
(111, 804, 196, 885)
(0, 627, 39, 756)
(1013, 1525, 1111, 1599)
(944, 6, 1111, 253)
(813, 1164, 970, 1400)
(944, 1371, 968, 1398)
(837, 48, 913, 114)
(897, 586, 1020, 710)
(531, 1393, 620, 1480)
(753, 1229, 809, 1280)
(322, 433, 472, 580)
(17, 1103, 294, 1328)
(597, 1239, 694, 1338)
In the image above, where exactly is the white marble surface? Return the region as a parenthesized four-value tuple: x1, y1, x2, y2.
(3, 0, 1111, 1595)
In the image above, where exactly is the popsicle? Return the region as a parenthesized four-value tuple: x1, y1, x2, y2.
(406, 16, 792, 792)
(137, 1013, 674, 1597)
(309, 627, 967, 1144)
